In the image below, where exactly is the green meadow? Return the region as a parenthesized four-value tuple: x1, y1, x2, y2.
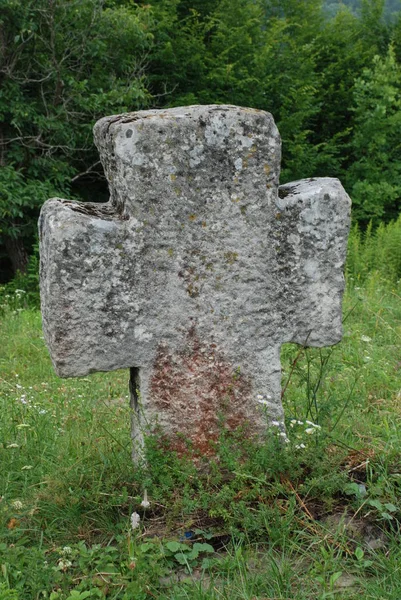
(0, 220, 401, 600)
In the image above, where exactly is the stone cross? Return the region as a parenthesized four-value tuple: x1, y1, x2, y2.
(39, 105, 351, 460)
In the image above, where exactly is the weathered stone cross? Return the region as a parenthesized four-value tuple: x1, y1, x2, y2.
(39, 105, 351, 460)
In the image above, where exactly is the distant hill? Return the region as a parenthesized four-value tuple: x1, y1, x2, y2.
(324, 0, 401, 19)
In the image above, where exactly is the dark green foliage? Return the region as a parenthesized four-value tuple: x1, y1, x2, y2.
(0, 0, 152, 273)
(1, 0, 401, 280)
(347, 47, 401, 224)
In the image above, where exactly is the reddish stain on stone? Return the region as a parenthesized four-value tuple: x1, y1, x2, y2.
(150, 326, 252, 457)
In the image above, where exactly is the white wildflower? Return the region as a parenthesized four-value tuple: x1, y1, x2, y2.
(361, 335, 372, 343)
(57, 559, 72, 571)
(290, 419, 297, 425)
(16, 384, 22, 389)
(140, 490, 150, 509)
(295, 443, 306, 450)
(279, 431, 287, 438)
(131, 511, 141, 531)
(305, 420, 321, 429)
(271, 420, 281, 427)
(61, 546, 72, 555)
(305, 428, 316, 435)
(257, 394, 272, 406)
(12, 500, 23, 510)
(297, 420, 304, 425)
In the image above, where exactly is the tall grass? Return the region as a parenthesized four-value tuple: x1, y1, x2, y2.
(347, 214, 401, 283)
(0, 216, 400, 598)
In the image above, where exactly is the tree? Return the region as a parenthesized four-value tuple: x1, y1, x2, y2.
(0, 0, 152, 274)
(347, 46, 401, 224)
(254, 0, 325, 181)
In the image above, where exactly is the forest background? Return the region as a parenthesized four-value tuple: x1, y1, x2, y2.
(1, 0, 401, 281)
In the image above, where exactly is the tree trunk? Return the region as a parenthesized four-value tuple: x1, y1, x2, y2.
(4, 235, 29, 275)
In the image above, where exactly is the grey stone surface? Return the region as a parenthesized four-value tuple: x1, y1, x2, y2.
(39, 105, 351, 458)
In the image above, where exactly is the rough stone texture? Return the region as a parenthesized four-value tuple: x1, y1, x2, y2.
(39, 105, 351, 458)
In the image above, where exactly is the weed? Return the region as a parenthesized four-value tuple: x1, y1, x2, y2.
(0, 224, 401, 597)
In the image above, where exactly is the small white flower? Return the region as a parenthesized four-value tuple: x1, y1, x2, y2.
(297, 420, 304, 425)
(12, 500, 23, 510)
(279, 431, 287, 438)
(257, 394, 272, 407)
(57, 559, 72, 570)
(295, 443, 306, 450)
(7, 443, 19, 449)
(271, 420, 281, 427)
(361, 335, 372, 343)
(305, 420, 321, 429)
(290, 419, 297, 425)
(131, 511, 141, 530)
(16, 384, 22, 389)
(62, 546, 72, 555)
(305, 428, 316, 435)
(140, 490, 150, 509)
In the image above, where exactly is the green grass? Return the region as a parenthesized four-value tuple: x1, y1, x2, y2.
(1, 240, 401, 598)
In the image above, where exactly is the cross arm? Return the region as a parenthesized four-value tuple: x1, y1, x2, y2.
(276, 177, 351, 347)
